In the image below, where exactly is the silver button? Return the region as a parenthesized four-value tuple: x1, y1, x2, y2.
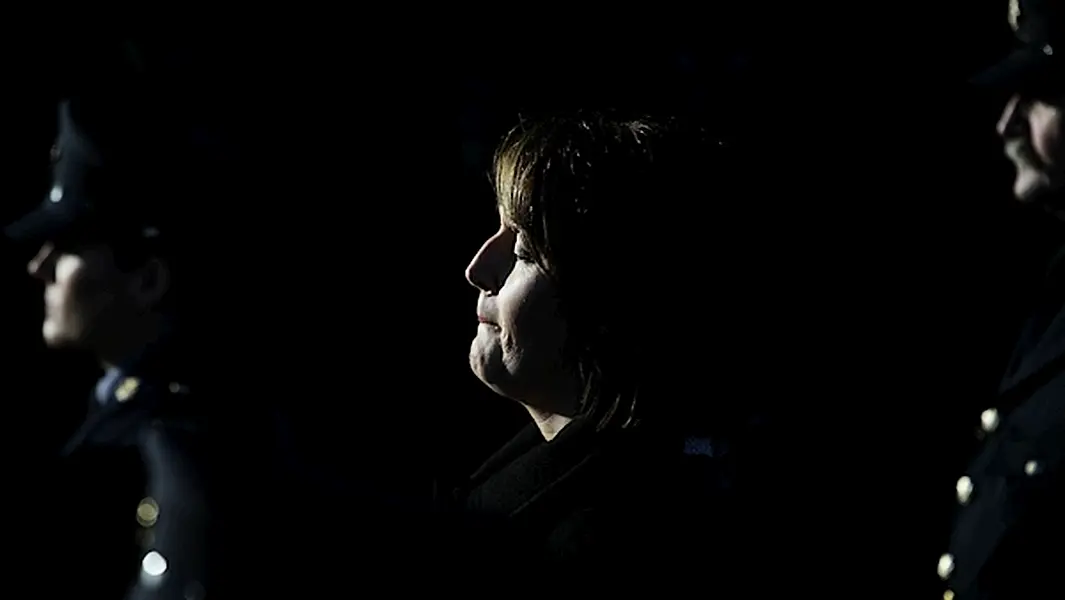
(980, 408, 999, 433)
(938, 553, 954, 580)
(142, 550, 168, 577)
(956, 476, 973, 505)
(1024, 460, 1041, 476)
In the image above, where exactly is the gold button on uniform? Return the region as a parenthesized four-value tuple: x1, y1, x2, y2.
(956, 476, 973, 505)
(943, 589, 955, 600)
(115, 377, 141, 403)
(136, 497, 160, 527)
(1024, 460, 1041, 476)
(1009, 0, 1021, 31)
(938, 553, 955, 580)
(980, 408, 999, 433)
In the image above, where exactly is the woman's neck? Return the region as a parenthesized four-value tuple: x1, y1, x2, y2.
(523, 404, 574, 441)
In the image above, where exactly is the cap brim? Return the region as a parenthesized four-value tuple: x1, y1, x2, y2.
(3, 200, 84, 244)
(970, 45, 1057, 89)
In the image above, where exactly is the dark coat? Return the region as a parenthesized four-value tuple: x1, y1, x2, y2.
(420, 416, 749, 588)
(939, 248, 1065, 599)
(262, 414, 754, 594)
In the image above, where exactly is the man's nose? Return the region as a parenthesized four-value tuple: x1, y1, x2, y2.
(27, 243, 56, 280)
(997, 94, 1026, 138)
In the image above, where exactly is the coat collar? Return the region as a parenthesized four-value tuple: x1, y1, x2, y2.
(461, 417, 645, 525)
(62, 332, 199, 457)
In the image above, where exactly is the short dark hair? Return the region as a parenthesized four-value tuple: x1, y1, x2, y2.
(493, 110, 727, 431)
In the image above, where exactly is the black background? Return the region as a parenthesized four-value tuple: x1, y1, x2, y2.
(0, 7, 1059, 594)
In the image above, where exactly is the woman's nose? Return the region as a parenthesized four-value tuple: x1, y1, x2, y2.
(465, 239, 498, 293)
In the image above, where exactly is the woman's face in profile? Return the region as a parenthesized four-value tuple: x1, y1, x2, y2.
(465, 212, 573, 413)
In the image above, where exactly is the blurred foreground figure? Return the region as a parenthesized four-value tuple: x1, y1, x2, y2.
(4, 95, 212, 599)
(939, 1, 1065, 598)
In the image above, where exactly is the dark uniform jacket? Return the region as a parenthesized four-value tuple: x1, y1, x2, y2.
(60, 337, 209, 600)
(940, 246, 1065, 599)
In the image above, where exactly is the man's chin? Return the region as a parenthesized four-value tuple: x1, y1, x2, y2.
(1013, 172, 1049, 203)
(41, 323, 77, 350)
(41, 336, 74, 350)
(1013, 169, 1064, 205)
